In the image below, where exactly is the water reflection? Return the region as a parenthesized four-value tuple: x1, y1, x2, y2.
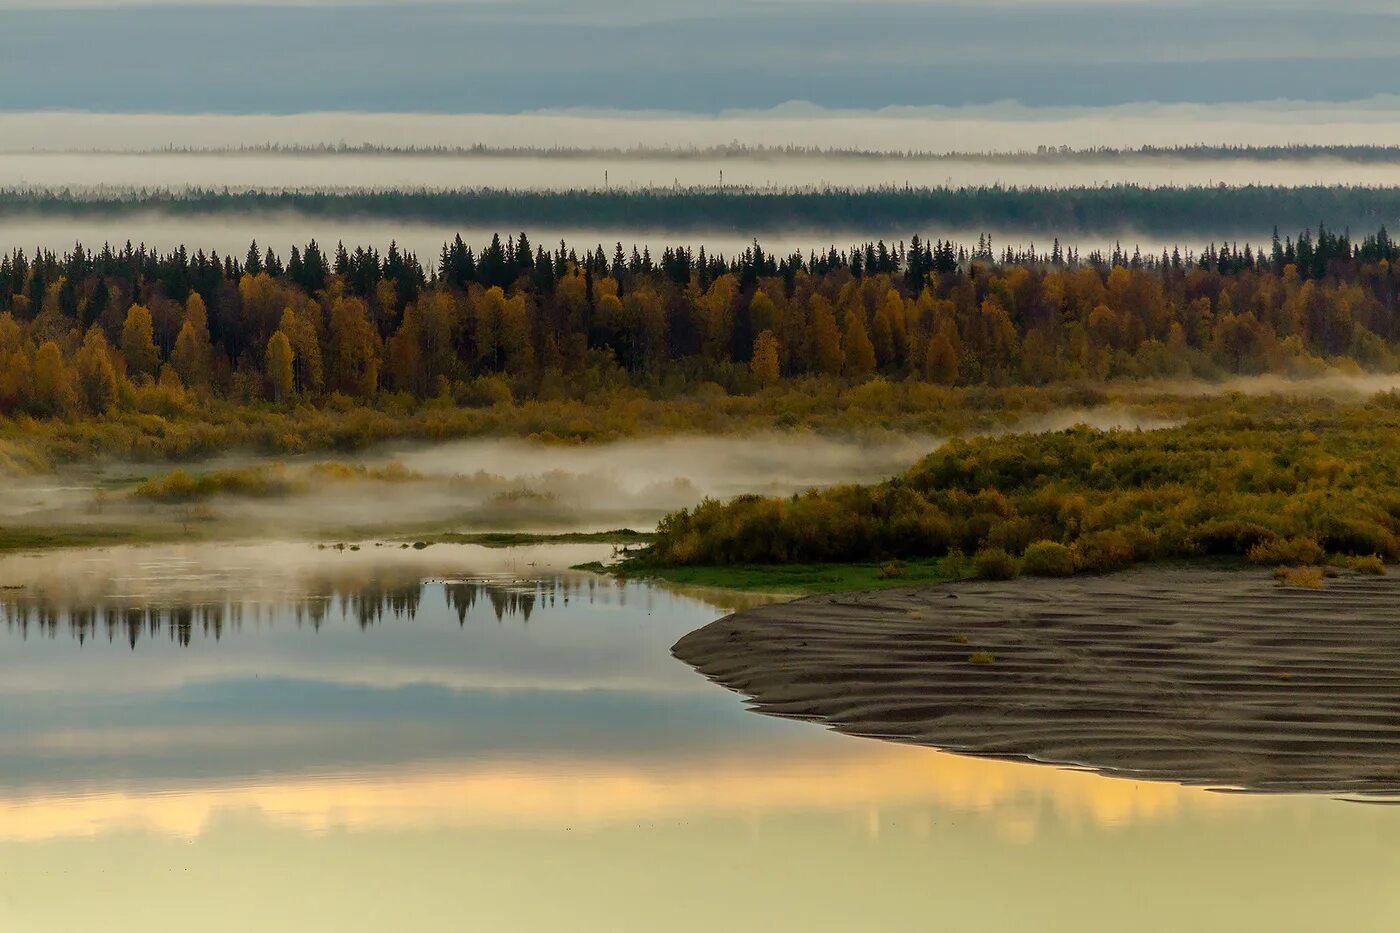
(1, 578, 553, 646)
(1, 541, 1398, 932)
(0, 741, 1244, 845)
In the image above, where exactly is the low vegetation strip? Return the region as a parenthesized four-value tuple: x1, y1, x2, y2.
(645, 395, 1400, 575)
(12, 187, 1400, 236)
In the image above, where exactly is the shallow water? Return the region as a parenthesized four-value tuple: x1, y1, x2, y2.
(1, 542, 1398, 932)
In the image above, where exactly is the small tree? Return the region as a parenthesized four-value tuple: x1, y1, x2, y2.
(75, 328, 119, 413)
(924, 329, 959, 385)
(751, 329, 781, 387)
(121, 304, 160, 381)
(266, 331, 296, 402)
(843, 310, 876, 378)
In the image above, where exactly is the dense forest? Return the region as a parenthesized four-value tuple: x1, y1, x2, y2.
(7, 185, 1400, 236)
(1, 225, 1398, 424)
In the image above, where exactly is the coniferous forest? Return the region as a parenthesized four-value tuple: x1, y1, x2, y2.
(1, 225, 1396, 425)
(8, 184, 1400, 236)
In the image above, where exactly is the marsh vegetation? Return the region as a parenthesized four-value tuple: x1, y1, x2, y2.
(644, 395, 1400, 580)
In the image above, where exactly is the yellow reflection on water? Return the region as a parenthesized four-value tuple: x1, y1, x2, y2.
(0, 740, 1246, 845)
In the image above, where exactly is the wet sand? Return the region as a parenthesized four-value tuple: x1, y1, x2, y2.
(673, 568, 1400, 796)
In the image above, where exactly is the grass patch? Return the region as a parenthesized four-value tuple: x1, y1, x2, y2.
(130, 464, 301, 503)
(0, 524, 195, 553)
(430, 529, 654, 549)
(618, 557, 951, 594)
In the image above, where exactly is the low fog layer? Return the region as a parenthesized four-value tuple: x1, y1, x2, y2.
(12, 381, 1390, 545)
(0, 540, 602, 615)
(15, 99, 1400, 153)
(0, 213, 1270, 268)
(0, 151, 1391, 193)
(1129, 371, 1400, 400)
(7, 411, 1177, 544)
(7, 433, 946, 539)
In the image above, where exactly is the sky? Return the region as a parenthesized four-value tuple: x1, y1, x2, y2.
(1, 2, 1398, 113)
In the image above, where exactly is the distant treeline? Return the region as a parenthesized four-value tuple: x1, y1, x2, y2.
(5, 185, 1400, 236)
(36, 143, 1400, 164)
(0, 224, 1398, 425)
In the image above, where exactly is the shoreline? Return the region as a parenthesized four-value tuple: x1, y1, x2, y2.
(673, 567, 1400, 797)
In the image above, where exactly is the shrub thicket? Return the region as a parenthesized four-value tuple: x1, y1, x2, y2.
(648, 396, 1400, 574)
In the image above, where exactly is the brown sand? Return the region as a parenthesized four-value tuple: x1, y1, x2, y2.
(672, 568, 1400, 796)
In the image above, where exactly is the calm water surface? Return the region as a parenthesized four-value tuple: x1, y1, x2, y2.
(1, 541, 1398, 932)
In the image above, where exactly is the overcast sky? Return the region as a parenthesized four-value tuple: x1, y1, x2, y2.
(1, 2, 1396, 113)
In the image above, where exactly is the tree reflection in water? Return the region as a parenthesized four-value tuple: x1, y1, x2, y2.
(0, 577, 572, 647)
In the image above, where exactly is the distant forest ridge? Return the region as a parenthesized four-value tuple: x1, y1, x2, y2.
(0, 222, 1395, 430)
(19, 143, 1400, 163)
(5, 186, 1400, 238)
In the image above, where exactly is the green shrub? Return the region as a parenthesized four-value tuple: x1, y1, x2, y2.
(1315, 514, 1400, 560)
(1071, 530, 1138, 573)
(131, 464, 300, 503)
(937, 548, 973, 580)
(1021, 540, 1076, 576)
(968, 651, 996, 664)
(1246, 536, 1324, 566)
(1189, 520, 1281, 556)
(984, 517, 1041, 555)
(133, 468, 198, 502)
(1337, 554, 1387, 575)
(972, 547, 1020, 580)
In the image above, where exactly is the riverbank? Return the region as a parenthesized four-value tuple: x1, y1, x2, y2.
(673, 566, 1400, 796)
(611, 558, 952, 595)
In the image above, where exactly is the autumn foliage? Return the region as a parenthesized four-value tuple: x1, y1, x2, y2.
(0, 227, 1398, 424)
(648, 396, 1400, 573)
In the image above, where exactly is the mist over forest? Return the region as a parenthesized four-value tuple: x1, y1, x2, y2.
(15, 102, 1400, 153)
(8, 150, 1400, 194)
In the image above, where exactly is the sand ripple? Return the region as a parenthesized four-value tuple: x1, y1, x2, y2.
(672, 569, 1400, 796)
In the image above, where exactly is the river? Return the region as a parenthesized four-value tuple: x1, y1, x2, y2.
(0, 541, 1397, 932)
